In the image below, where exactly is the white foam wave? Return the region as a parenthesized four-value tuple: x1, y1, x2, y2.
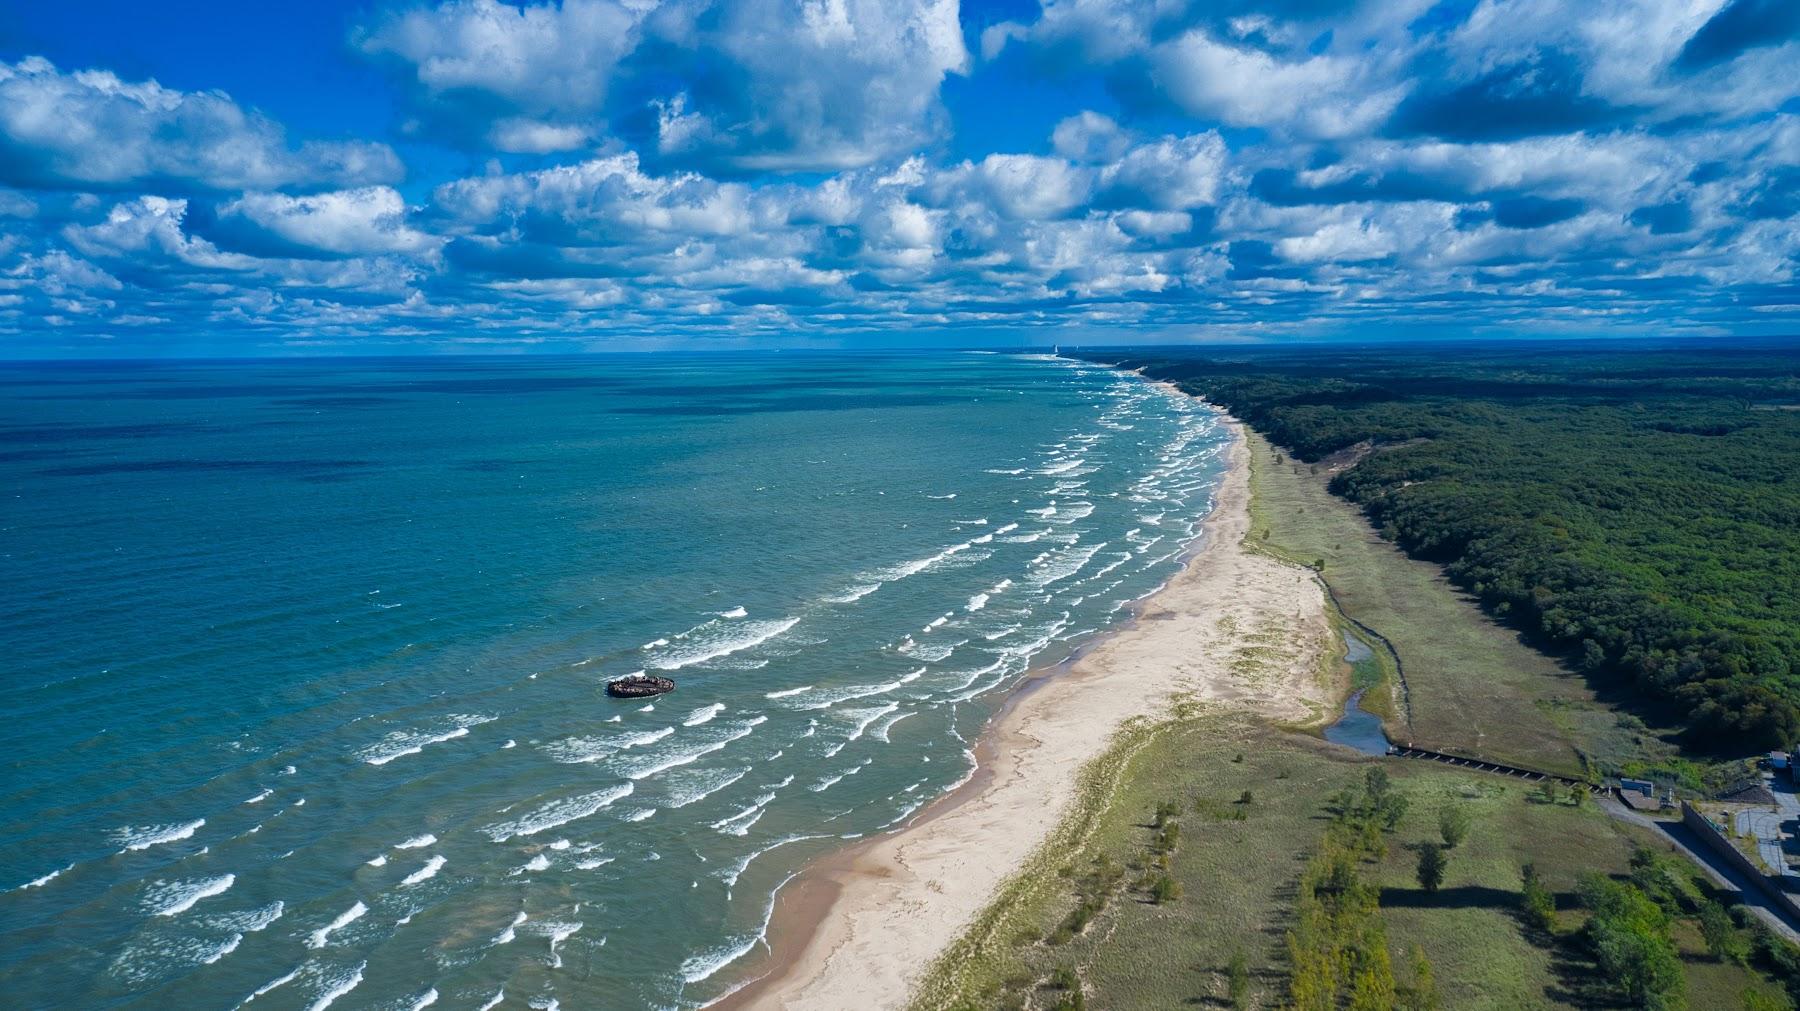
(648, 617, 798, 670)
(965, 593, 988, 612)
(683, 703, 726, 726)
(681, 935, 760, 984)
(841, 703, 900, 744)
(826, 584, 879, 603)
(359, 714, 494, 766)
(543, 920, 583, 967)
(619, 722, 758, 781)
(404, 988, 439, 1011)
(763, 685, 812, 699)
(201, 933, 243, 964)
(875, 539, 974, 582)
(308, 901, 368, 948)
(543, 725, 674, 764)
(485, 784, 635, 841)
(493, 911, 527, 945)
(716, 606, 748, 619)
(870, 711, 916, 743)
(664, 766, 751, 808)
(15, 863, 73, 891)
(240, 966, 302, 1006)
(303, 962, 365, 1011)
(401, 855, 446, 886)
(476, 991, 504, 1011)
(116, 818, 205, 852)
(244, 789, 272, 805)
(366, 855, 387, 867)
(147, 874, 235, 917)
(212, 900, 285, 933)
(396, 833, 437, 849)
(710, 789, 780, 836)
(793, 669, 920, 710)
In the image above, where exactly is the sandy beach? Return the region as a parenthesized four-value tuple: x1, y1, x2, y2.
(719, 406, 1335, 1010)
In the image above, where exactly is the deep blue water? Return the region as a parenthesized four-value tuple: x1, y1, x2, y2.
(0, 352, 1226, 1009)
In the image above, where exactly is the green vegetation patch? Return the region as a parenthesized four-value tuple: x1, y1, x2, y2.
(919, 711, 1794, 1010)
(1099, 344, 1800, 751)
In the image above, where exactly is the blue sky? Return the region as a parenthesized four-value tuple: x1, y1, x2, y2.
(1, 0, 1798, 355)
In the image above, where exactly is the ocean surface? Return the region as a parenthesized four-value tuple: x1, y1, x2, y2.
(0, 352, 1227, 1010)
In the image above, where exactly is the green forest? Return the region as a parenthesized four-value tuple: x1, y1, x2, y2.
(1086, 341, 1800, 751)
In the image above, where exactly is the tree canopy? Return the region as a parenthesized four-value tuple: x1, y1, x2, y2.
(1088, 341, 1800, 751)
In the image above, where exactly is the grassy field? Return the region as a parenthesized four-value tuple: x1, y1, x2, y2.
(1243, 429, 1673, 778)
(923, 713, 1791, 1010)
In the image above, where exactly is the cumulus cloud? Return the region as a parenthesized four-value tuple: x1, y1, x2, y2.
(358, 0, 647, 152)
(207, 188, 441, 259)
(362, 0, 968, 172)
(0, 58, 401, 192)
(1152, 32, 1406, 139)
(3, 0, 1799, 349)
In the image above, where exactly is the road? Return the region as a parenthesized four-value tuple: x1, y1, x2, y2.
(1602, 796, 1800, 945)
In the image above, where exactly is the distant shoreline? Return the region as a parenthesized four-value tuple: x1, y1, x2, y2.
(714, 387, 1334, 1009)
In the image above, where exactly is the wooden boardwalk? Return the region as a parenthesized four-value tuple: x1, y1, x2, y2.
(1387, 745, 1605, 793)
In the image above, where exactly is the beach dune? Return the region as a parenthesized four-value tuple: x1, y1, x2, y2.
(721, 413, 1335, 1009)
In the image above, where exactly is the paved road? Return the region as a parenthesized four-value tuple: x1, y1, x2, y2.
(1735, 807, 1787, 876)
(1602, 797, 1800, 945)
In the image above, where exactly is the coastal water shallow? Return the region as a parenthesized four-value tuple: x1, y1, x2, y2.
(0, 353, 1227, 1008)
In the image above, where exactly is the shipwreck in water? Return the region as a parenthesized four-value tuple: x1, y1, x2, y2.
(606, 672, 676, 698)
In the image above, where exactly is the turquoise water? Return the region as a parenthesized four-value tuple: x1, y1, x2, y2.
(0, 353, 1226, 1009)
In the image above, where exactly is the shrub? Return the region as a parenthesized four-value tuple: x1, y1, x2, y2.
(1438, 805, 1471, 849)
(1416, 844, 1447, 893)
(1521, 863, 1557, 934)
(1228, 949, 1250, 1010)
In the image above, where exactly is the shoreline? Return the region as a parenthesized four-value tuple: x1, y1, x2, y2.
(714, 398, 1335, 1010)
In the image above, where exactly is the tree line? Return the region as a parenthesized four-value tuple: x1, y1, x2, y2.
(1086, 342, 1800, 751)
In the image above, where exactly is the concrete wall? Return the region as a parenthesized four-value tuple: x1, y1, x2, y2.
(1681, 801, 1800, 921)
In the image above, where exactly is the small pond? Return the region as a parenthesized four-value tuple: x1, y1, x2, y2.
(1324, 629, 1393, 756)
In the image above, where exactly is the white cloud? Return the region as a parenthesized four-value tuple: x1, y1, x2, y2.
(936, 155, 1093, 221)
(1150, 32, 1407, 139)
(64, 196, 258, 271)
(358, 0, 646, 152)
(1099, 133, 1229, 210)
(1053, 112, 1132, 163)
(0, 58, 401, 192)
(214, 188, 441, 258)
(362, 0, 968, 171)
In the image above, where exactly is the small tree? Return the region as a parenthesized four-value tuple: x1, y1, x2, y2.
(1521, 863, 1557, 934)
(1439, 805, 1471, 849)
(1239, 789, 1255, 806)
(1150, 874, 1182, 904)
(1699, 899, 1745, 963)
(1539, 780, 1560, 805)
(1569, 783, 1587, 807)
(1417, 843, 1447, 893)
(1227, 949, 1250, 1010)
